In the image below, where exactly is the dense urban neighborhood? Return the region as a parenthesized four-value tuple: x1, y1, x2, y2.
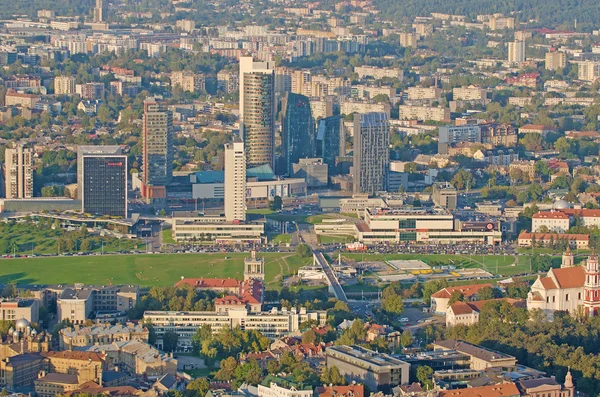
(0, 0, 600, 396)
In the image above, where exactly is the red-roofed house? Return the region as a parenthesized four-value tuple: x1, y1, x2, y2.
(446, 298, 526, 327)
(531, 211, 570, 233)
(430, 284, 494, 314)
(517, 231, 589, 249)
(175, 278, 241, 293)
(315, 384, 364, 397)
(519, 124, 556, 136)
(557, 208, 600, 228)
(438, 382, 520, 397)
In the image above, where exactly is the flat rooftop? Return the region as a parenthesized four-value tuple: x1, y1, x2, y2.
(326, 345, 409, 368)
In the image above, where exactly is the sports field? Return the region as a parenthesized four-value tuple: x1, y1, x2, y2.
(341, 253, 532, 276)
(0, 253, 312, 289)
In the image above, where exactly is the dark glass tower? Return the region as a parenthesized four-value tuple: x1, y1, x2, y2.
(316, 115, 344, 174)
(281, 93, 315, 175)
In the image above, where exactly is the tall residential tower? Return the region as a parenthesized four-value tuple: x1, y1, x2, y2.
(353, 113, 390, 194)
(239, 57, 275, 169)
(4, 145, 33, 199)
(142, 97, 173, 202)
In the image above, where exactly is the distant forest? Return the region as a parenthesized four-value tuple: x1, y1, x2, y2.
(374, 0, 600, 31)
(0, 0, 94, 19)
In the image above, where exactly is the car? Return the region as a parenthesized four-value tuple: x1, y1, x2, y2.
(400, 317, 409, 322)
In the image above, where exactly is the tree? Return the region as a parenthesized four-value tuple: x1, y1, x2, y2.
(296, 244, 312, 258)
(162, 330, 179, 353)
(451, 169, 475, 190)
(448, 290, 464, 305)
(476, 286, 500, 301)
(269, 196, 283, 211)
(404, 162, 417, 173)
(416, 365, 434, 390)
(215, 357, 238, 381)
(302, 329, 317, 344)
(401, 329, 413, 347)
(333, 301, 350, 312)
(321, 366, 346, 385)
(382, 294, 404, 314)
(186, 378, 210, 397)
(80, 239, 91, 252)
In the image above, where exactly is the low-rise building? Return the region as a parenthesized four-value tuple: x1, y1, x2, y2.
(258, 375, 313, 397)
(432, 339, 517, 371)
(430, 284, 495, 314)
(0, 353, 45, 391)
(517, 232, 589, 248)
(35, 372, 80, 397)
(399, 105, 450, 122)
(438, 383, 520, 397)
(144, 307, 327, 350)
(531, 211, 570, 233)
(325, 345, 410, 392)
(86, 340, 177, 378)
(59, 323, 149, 350)
(42, 351, 104, 384)
(0, 299, 39, 324)
(56, 285, 139, 324)
(446, 299, 526, 327)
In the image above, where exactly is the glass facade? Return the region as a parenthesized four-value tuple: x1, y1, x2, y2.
(282, 93, 315, 175)
(316, 115, 343, 174)
(82, 156, 127, 217)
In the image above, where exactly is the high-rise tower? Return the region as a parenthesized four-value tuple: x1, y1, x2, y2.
(281, 93, 315, 175)
(353, 113, 390, 194)
(4, 145, 33, 199)
(224, 140, 246, 222)
(239, 57, 275, 169)
(142, 97, 173, 202)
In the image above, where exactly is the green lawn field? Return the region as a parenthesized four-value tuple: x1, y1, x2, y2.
(0, 252, 312, 289)
(340, 252, 532, 276)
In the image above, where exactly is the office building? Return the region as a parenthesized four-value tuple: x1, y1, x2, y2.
(239, 57, 276, 169)
(56, 285, 139, 324)
(325, 345, 410, 392)
(94, 0, 104, 22)
(77, 146, 127, 217)
(142, 97, 173, 202)
(545, 51, 566, 71)
(224, 140, 246, 222)
(292, 158, 328, 187)
(4, 146, 33, 199)
(282, 93, 315, 175)
(353, 113, 390, 194)
(143, 307, 327, 350)
(54, 76, 76, 95)
(316, 116, 344, 174)
(508, 41, 526, 64)
(432, 182, 457, 209)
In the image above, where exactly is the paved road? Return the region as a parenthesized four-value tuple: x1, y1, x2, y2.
(313, 251, 348, 302)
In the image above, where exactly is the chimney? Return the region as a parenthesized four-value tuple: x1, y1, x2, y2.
(20, 339, 24, 354)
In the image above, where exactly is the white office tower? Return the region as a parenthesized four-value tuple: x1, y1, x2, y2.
(224, 140, 246, 222)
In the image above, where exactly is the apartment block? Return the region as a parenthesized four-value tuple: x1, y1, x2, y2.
(399, 105, 450, 122)
(4, 146, 33, 199)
